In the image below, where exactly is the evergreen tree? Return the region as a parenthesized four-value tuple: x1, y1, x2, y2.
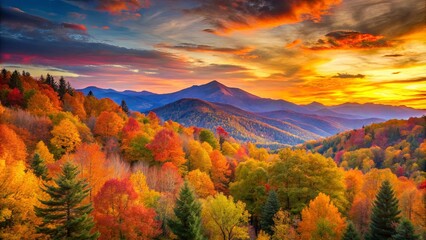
(87, 90, 94, 97)
(45, 74, 58, 91)
(31, 153, 50, 181)
(35, 162, 99, 239)
(261, 190, 280, 235)
(58, 76, 67, 99)
(121, 100, 129, 115)
(342, 222, 361, 240)
(392, 218, 420, 240)
(66, 81, 74, 96)
(366, 180, 400, 240)
(168, 181, 205, 240)
(9, 70, 23, 93)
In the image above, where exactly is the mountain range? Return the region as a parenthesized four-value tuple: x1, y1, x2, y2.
(79, 81, 426, 145)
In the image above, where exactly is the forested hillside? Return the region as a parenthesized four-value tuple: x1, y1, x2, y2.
(0, 69, 424, 240)
(302, 117, 426, 178)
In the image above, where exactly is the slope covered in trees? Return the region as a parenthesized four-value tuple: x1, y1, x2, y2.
(0, 69, 424, 239)
(302, 117, 426, 178)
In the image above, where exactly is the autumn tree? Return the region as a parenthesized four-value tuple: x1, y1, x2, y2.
(210, 150, 231, 192)
(202, 193, 250, 240)
(199, 129, 219, 149)
(168, 181, 205, 240)
(230, 159, 268, 231)
(27, 91, 56, 116)
(187, 169, 216, 198)
(0, 124, 27, 165)
(50, 118, 81, 156)
(35, 162, 99, 239)
(130, 171, 161, 208)
(271, 210, 297, 240)
(269, 149, 346, 214)
(93, 178, 160, 240)
(34, 141, 55, 165)
(146, 128, 186, 168)
(298, 193, 346, 240)
(94, 111, 125, 138)
(261, 190, 280, 235)
(366, 180, 400, 240)
(187, 140, 212, 172)
(6, 88, 24, 107)
(0, 159, 41, 239)
(71, 143, 112, 201)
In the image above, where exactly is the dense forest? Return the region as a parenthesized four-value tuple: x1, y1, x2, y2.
(0, 69, 424, 240)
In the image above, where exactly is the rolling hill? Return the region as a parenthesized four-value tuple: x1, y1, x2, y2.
(150, 98, 317, 145)
(79, 81, 426, 120)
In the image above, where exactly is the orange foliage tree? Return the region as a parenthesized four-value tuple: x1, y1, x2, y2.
(93, 178, 161, 240)
(71, 143, 112, 201)
(210, 150, 231, 192)
(146, 128, 186, 168)
(94, 111, 125, 138)
(187, 169, 216, 198)
(0, 124, 27, 165)
(298, 193, 346, 240)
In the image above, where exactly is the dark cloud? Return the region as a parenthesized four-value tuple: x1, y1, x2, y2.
(308, 31, 391, 50)
(64, 0, 149, 15)
(185, 0, 341, 33)
(156, 43, 253, 55)
(384, 54, 404, 57)
(332, 73, 365, 79)
(0, 6, 88, 41)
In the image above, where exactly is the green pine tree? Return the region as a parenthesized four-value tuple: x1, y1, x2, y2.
(168, 181, 205, 240)
(121, 100, 129, 115)
(342, 222, 361, 240)
(366, 180, 400, 240)
(261, 190, 280, 235)
(58, 76, 67, 99)
(9, 70, 23, 93)
(392, 218, 420, 240)
(31, 153, 50, 181)
(34, 161, 99, 239)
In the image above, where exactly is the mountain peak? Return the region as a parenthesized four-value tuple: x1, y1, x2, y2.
(203, 80, 227, 88)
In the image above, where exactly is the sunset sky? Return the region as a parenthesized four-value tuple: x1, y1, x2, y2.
(0, 0, 425, 108)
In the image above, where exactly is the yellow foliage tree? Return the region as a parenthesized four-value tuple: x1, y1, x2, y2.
(187, 169, 216, 198)
(50, 118, 81, 155)
(202, 193, 250, 240)
(298, 193, 346, 240)
(27, 91, 56, 116)
(34, 141, 55, 165)
(130, 171, 161, 208)
(0, 159, 42, 239)
(187, 140, 212, 173)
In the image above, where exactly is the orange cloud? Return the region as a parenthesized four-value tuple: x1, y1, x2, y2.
(66, 0, 149, 15)
(156, 43, 254, 55)
(187, 0, 341, 34)
(62, 22, 87, 32)
(307, 31, 392, 50)
(286, 39, 302, 49)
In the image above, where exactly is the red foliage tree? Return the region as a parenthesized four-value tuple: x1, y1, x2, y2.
(7, 88, 24, 107)
(146, 129, 186, 167)
(93, 178, 161, 240)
